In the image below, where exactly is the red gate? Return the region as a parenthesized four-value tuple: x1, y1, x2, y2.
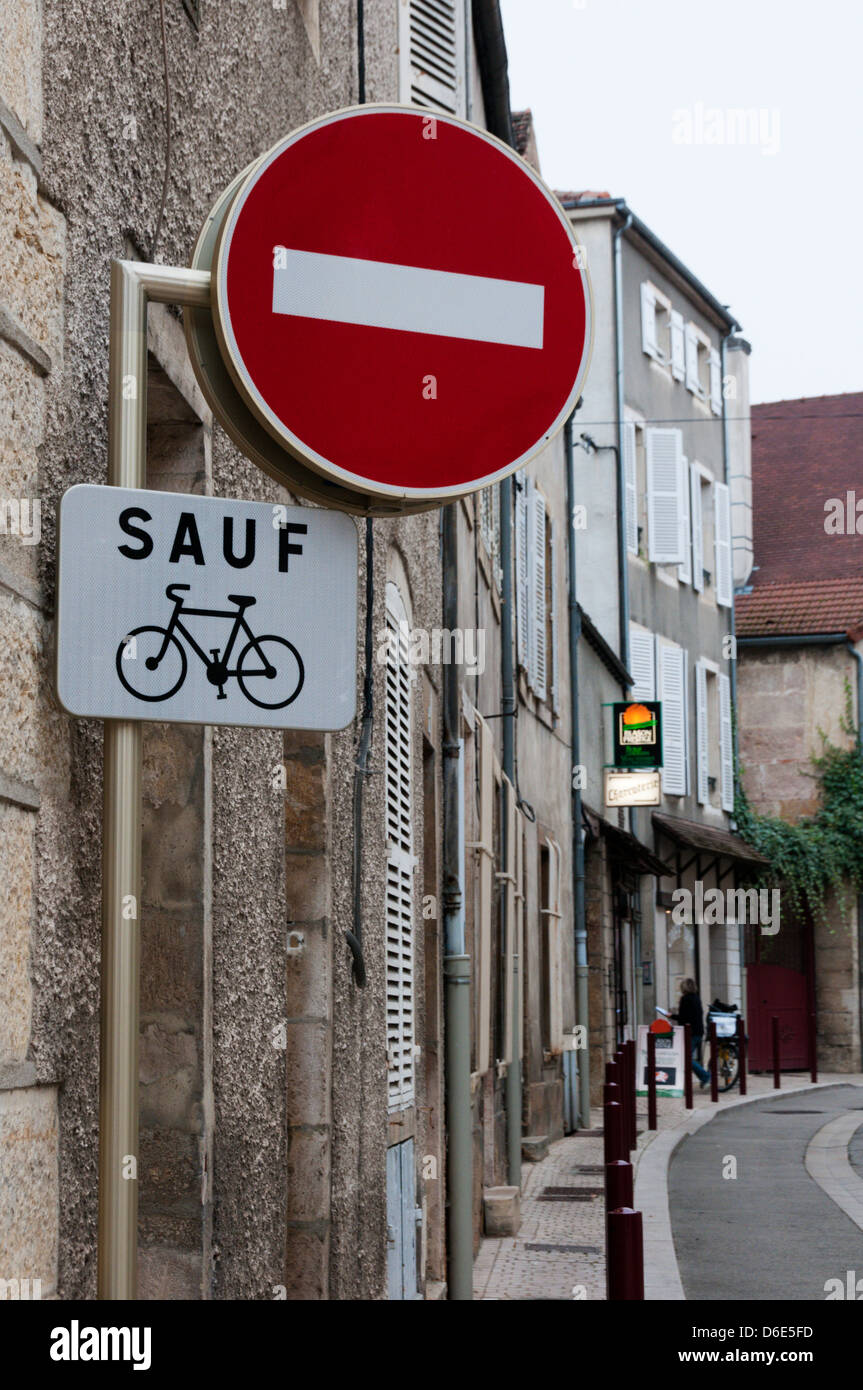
(746, 963, 809, 1070)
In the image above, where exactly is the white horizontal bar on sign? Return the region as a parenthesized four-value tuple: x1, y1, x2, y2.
(272, 248, 545, 349)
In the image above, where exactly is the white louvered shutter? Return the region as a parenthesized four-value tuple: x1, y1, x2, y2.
(515, 471, 529, 669)
(719, 672, 734, 811)
(385, 586, 415, 1113)
(640, 283, 657, 358)
(695, 662, 709, 804)
(550, 521, 560, 714)
(646, 428, 684, 564)
(670, 310, 685, 381)
(624, 420, 638, 555)
(677, 454, 691, 585)
(628, 625, 655, 701)
(658, 640, 687, 795)
(714, 481, 733, 608)
(709, 349, 722, 415)
(685, 323, 700, 394)
(690, 465, 704, 593)
(398, 0, 466, 117)
(529, 486, 547, 700)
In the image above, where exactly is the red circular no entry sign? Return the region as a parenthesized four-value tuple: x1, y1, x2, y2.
(213, 105, 592, 502)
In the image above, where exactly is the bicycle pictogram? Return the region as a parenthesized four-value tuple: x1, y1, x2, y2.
(116, 584, 304, 710)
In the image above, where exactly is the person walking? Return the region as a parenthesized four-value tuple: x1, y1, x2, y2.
(673, 979, 710, 1089)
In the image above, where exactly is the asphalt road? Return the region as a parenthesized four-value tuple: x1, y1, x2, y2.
(669, 1084, 863, 1300)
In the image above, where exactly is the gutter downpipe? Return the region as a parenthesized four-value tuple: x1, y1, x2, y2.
(471, 0, 521, 1190)
(565, 415, 590, 1128)
(442, 502, 472, 1300)
(613, 211, 633, 676)
(846, 639, 863, 1071)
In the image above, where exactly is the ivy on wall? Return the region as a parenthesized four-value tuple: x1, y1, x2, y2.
(734, 688, 863, 924)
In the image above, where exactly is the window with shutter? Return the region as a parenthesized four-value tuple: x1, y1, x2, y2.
(549, 521, 560, 714)
(670, 310, 685, 381)
(474, 714, 494, 1075)
(529, 486, 547, 700)
(684, 323, 700, 394)
(677, 453, 691, 585)
(657, 639, 687, 796)
(385, 583, 416, 1113)
(398, 0, 466, 118)
(646, 428, 684, 564)
(542, 837, 564, 1054)
(640, 282, 657, 358)
(624, 420, 638, 555)
(709, 349, 722, 415)
(719, 673, 734, 811)
(713, 481, 732, 607)
(695, 662, 709, 805)
(628, 625, 656, 701)
(690, 464, 704, 594)
(515, 472, 529, 670)
(479, 485, 501, 589)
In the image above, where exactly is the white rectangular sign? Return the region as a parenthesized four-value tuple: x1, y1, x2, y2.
(604, 768, 662, 807)
(636, 1024, 685, 1098)
(56, 485, 357, 730)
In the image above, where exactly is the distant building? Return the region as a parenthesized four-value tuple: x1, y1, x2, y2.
(736, 392, 863, 1073)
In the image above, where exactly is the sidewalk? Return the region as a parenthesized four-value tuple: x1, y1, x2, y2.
(473, 1070, 861, 1300)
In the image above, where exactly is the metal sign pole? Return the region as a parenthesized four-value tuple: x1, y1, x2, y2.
(99, 260, 210, 1299)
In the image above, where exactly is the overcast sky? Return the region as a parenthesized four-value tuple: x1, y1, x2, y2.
(499, 0, 862, 405)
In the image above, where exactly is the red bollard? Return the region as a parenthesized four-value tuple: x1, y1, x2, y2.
(684, 1022, 693, 1109)
(605, 1159, 634, 1211)
(709, 1018, 719, 1102)
(647, 1032, 657, 1130)
(613, 1050, 630, 1154)
(606, 1207, 644, 1300)
(737, 1015, 747, 1096)
(772, 1015, 781, 1088)
(603, 1099, 624, 1165)
(809, 1012, 818, 1083)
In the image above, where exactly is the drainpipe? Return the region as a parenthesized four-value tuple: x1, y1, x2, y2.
(565, 415, 590, 1128)
(846, 638, 863, 1071)
(500, 475, 521, 1186)
(613, 212, 633, 674)
(720, 327, 741, 805)
(442, 501, 472, 1300)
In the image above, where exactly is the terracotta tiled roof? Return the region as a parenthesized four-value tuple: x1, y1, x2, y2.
(554, 189, 613, 205)
(511, 110, 533, 157)
(740, 392, 863, 637)
(736, 578, 863, 637)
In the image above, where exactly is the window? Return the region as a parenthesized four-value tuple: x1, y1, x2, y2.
(628, 624, 656, 701)
(385, 583, 416, 1113)
(709, 349, 723, 415)
(646, 427, 685, 564)
(656, 637, 688, 796)
(684, 322, 715, 404)
(677, 453, 691, 585)
(623, 419, 638, 556)
(398, 0, 466, 117)
(478, 486, 501, 589)
(695, 662, 734, 811)
(690, 464, 705, 593)
(540, 837, 563, 1055)
(670, 310, 686, 381)
(515, 475, 558, 706)
(641, 281, 672, 365)
(713, 481, 733, 607)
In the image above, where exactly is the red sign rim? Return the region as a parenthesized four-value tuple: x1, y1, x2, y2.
(213, 104, 593, 502)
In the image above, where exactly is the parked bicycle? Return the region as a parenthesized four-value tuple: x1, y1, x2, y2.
(704, 999, 743, 1092)
(116, 583, 304, 710)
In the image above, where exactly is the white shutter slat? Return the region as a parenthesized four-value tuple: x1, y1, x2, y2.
(690, 464, 704, 593)
(670, 310, 685, 381)
(658, 639, 687, 795)
(695, 662, 709, 805)
(515, 472, 529, 669)
(624, 420, 638, 555)
(385, 585, 415, 1113)
(685, 323, 700, 394)
(677, 453, 691, 584)
(709, 349, 722, 415)
(628, 626, 655, 701)
(714, 481, 733, 607)
(646, 427, 684, 564)
(529, 487, 547, 700)
(399, 0, 466, 117)
(719, 672, 734, 812)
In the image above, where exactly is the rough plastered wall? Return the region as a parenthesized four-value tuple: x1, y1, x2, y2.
(0, 0, 367, 1299)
